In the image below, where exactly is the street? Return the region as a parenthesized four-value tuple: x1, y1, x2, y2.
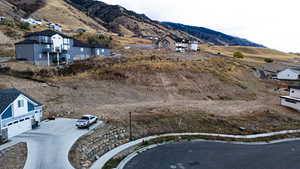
(124, 140, 300, 169)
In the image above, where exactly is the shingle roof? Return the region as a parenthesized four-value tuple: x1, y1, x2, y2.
(0, 88, 43, 114)
(15, 39, 39, 45)
(288, 68, 300, 74)
(289, 86, 300, 90)
(25, 29, 70, 38)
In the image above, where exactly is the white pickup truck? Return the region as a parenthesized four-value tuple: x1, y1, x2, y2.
(76, 115, 97, 128)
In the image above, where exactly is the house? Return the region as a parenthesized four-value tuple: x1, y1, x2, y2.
(15, 30, 111, 66)
(20, 18, 42, 25)
(0, 89, 43, 139)
(175, 38, 189, 52)
(0, 16, 6, 21)
(277, 68, 300, 81)
(189, 40, 199, 51)
(280, 86, 300, 111)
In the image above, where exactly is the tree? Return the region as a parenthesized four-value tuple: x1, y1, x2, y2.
(233, 51, 244, 58)
(264, 58, 274, 63)
(18, 22, 30, 30)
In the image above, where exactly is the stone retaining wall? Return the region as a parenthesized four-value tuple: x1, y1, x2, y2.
(69, 125, 129, 169)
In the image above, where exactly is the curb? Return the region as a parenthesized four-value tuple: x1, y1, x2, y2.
(90, 130, 300, 169)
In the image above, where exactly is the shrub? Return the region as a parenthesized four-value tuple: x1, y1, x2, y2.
(264, 58, 274, 63)
(233, 51, 244, 58)
(4, 29, 21, 39)
(0, 19, 16, 28)
(87, 35, 112, 48)
(18, 22, 30, 30)
(0, 50, 15, 58)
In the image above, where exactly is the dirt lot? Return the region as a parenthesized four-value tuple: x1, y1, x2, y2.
(0, 52, 300, 137)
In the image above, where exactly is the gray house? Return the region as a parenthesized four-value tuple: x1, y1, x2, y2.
(15, 30, 111, 66)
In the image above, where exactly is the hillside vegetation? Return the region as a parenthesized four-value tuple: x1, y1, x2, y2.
(201, 45, 300, 61)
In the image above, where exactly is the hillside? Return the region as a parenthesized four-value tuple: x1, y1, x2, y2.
(162, 22, 265, 47)
(0, 0, 267, 48)
(201, 45, 300, 61)
(64, 0, 194, 39)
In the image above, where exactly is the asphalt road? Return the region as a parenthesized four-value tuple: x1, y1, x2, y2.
(124, 140, 300, 169)
(12, 118, 102, 169)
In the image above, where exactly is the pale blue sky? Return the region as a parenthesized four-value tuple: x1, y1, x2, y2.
(100, 0, 300, 52)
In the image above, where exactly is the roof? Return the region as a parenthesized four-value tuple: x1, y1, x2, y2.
(280, 96, 300, 102)
(289, 86, 300, 90)
(0, 88, 43, 114)
(15, 39, 51, 45)
(282, 68, 300, 74)
(25, 29, 70, 38)
(15, 39, 39, 45)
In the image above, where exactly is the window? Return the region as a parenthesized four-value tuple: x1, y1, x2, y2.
(18, 100, 24, 108)
(39, 54, 42, 59)
(25, 117, 30, 120)
(285, 99, 297, 104)
(63, 38, 70, 44)
(20, 119, 24, 122)
(13, 121, 18, 124)
(80, 48, 84, 52)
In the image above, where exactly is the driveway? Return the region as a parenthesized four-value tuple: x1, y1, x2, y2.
(12, 118, 102, 169)
(124, 140, 300, 169)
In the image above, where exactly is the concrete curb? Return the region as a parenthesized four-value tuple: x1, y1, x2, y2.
(116, 144, 159, 169)
(89, 130, 300, 169)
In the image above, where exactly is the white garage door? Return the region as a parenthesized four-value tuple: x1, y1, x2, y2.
(7, 118, 32, 138)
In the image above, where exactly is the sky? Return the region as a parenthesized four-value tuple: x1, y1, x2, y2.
(99, 0, 300, 53)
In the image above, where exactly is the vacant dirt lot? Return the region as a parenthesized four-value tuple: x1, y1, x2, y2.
(0, 53, 299, 137)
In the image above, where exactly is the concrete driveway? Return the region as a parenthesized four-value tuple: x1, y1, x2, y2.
(12, 118, 102, 169)
(124, 140, 300, 169)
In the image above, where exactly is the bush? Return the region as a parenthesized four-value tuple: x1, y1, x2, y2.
(4, 29, 21, 39)
(233, 51, 244, 58)
(18, 22, 30, 30)
(0, 19, 16, 28)
(87, 35, 112, 48)
(264, 58, 274, 63)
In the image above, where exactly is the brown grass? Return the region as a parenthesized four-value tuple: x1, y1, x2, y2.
(201, 44, 300, 61)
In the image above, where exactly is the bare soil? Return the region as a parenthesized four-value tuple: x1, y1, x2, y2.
(0, 53, 299, 137)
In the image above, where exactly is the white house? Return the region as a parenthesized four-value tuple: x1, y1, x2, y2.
(189, 41, 199, 51)
(281, 86, 300, 111)
(0, 89, 43, 139)
(175, 38, 189, 52)
(21, 18, 43, 25)
(44, 23, 62, 32)
(277, 68, 300, 80)
(0, 16, 6, 21)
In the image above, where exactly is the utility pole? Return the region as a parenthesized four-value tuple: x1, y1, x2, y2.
(129, 112, 132, 141)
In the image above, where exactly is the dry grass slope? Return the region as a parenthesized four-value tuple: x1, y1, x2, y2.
(201, 45, 300, 60)
(31, 0, 107, 32)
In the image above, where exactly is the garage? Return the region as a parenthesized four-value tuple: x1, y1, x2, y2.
(7, 117, 32, 138)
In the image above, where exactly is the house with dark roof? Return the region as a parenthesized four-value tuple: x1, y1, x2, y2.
(280, 86, 300, 111)
(0, 89, 43, 139)
(277, 68, 300, 81)
(15, 30, 111, 66)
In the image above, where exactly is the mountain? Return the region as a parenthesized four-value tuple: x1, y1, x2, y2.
(64, 0, 194, 38)
(0, 0, 265, 48)
(162, 22, 265, 47)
